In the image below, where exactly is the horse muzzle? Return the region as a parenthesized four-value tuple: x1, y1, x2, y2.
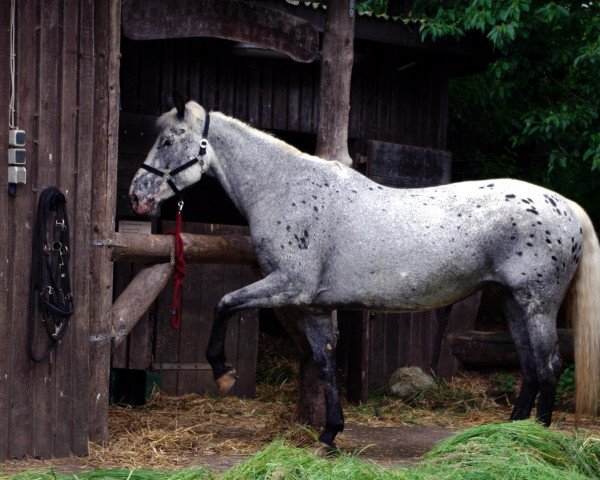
(130, 192, 160, 217)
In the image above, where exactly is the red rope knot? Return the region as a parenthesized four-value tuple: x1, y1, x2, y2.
(167, 201, 186, 329)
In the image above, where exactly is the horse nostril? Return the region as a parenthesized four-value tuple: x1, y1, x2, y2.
(131, 192, 140, 208)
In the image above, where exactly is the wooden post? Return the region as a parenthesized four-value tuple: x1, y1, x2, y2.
(112, 263, 173, 347)
(315, 0, 355, 166)
(435, 292, 481, 378)
(297, 355, 326, 427)
(299, 0, 356, 426)
(89, 0, 120, 444)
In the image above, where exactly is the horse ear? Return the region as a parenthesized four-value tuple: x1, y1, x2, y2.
(174, 90, 186, 119)
(165, 94, 175, 111)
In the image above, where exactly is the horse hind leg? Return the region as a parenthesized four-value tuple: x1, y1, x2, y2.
(526, 311, 563, 425)
(503, 293, 539, 420)
(505, 290, 562, 425)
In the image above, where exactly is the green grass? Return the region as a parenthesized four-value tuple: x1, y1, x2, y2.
(5, 467, 213, 480)
(413, 421, 600, 480)
(5, 421, 600, 480)
(4, 467, 213, 480)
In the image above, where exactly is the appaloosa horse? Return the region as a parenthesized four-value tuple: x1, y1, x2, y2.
(129, 99, 600, 448)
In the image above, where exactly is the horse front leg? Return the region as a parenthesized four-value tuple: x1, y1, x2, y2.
(206, 273, 300, 394)
(298, 310, 344, 450)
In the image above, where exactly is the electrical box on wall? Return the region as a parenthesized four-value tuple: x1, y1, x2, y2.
(9, 129, 26, 147)
(8, 166, 26, 184)
(8, 148, 26, 165)
(8, 129, 27, 195)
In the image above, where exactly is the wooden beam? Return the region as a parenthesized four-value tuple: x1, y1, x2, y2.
(450, 329, 574, 368)
(257, 0, 492, 59)
(112, 263, 173, 347)
(96, 232, 256, 264)
(89, 0, 121, 445)
(121, 0, 319, 63)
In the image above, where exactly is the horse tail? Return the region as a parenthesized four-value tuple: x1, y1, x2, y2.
(566, 200, 600, 416)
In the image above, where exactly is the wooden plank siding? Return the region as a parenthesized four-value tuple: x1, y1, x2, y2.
(149, 223, 260, 397)
(119, 37, 448, 151)
(0, 0, 119, 459)
(0, 0, 12, 460)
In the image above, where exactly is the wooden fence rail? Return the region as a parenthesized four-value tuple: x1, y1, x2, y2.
(95, 232, 257, 346)
(94, 232, 256, 264)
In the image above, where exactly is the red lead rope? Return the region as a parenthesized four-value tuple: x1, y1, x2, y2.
(167, 200, 186, 329)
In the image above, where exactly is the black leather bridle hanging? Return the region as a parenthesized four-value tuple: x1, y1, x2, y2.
(28, 187, 74, 362)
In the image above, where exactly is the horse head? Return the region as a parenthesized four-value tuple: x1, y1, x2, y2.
(129, 94, 212, 216)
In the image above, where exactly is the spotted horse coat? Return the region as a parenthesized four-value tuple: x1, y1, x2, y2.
(130, 100, 600, 449)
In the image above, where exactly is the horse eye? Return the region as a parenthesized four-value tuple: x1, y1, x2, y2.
(162, 138, 173, 147)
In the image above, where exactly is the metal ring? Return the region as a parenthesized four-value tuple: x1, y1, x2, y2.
(52, 241, 63, 252)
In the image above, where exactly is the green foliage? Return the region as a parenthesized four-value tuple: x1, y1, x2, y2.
(558, 363, 576, 395)
(408, 1, 600, 221)
(493, 373, 518, 395)
(312, 0, 390, 15)
(356, 0, 390, 15)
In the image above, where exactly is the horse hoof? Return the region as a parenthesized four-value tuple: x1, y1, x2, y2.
(314, 442, 338, 457)
(216, 369, 237, 394)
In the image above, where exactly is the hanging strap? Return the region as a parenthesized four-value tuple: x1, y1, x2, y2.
(167, 200, 186, 329)
(28, 187, 74, 362)
(137, 110, 210, 330)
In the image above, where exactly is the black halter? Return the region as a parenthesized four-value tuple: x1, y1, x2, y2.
(140, 112, 210, 200)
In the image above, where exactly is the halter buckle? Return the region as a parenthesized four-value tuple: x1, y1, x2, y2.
(199, 139, 208, 155)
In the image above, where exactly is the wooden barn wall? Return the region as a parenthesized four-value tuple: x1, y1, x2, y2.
(154, 224, 259, 397)
(0, 0, 119, 459)
(119, 36, 448, 151)
(112, 223, 260, 398)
